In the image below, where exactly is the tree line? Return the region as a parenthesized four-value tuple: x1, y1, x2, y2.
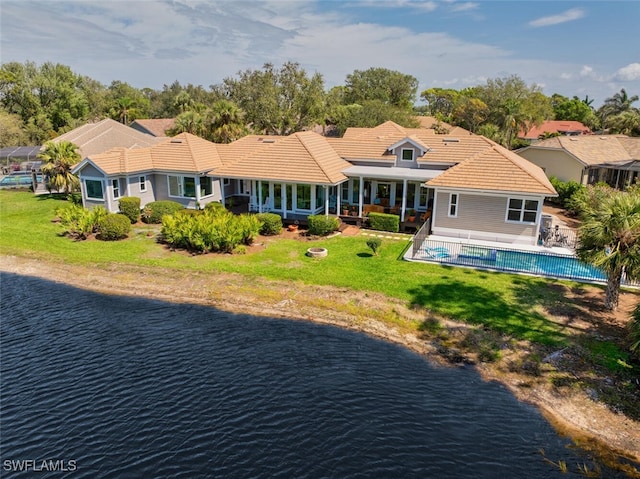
(1, 60, 639, 148)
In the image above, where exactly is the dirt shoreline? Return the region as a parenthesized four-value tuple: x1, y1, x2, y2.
(2, 255, 639, 469)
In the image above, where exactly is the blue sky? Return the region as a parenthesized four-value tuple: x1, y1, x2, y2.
(1, 0, 639, 107)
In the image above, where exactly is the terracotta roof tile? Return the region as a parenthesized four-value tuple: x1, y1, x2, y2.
(84, 132, 223, 175)
(215, 131, 350, 184)
(129, 118, 175, 137)
(519, 120, 592, 139)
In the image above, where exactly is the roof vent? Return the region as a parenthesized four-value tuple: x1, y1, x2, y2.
(262, 139, 276, 143)
(170, 139, 183, 144)
(443, 138, 459, 143)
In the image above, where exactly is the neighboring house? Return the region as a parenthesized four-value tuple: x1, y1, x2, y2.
(52, 118, 163, 159)
(414, 116, 470, 136)
(519, 120, 592, 141)
(517, 135, 640, 189)
(72, 120, 556, 246)
(130, 118, 175, 137)
(71, 133, 224, 211)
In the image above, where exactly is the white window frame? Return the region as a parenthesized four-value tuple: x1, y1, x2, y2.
(84, 178, 104, 200)
(199, 176, 214, 198)
(112, 179, 120, 199)
(505, 197, 539, 224)
(139, 175, 147, 192)
(401, 148, 414, 162)
(168, 175, 196, 199)
(448, 193, 458, 218)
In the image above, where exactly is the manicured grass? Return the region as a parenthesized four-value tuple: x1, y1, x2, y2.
(0, 191, 592, 345)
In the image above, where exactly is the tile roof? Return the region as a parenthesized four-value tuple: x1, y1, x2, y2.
(215, 131, 351, 184)
(52, 118, 162, 158)
(81, 132, 223, 175)
(427, 140, 556, 195)
(129, 118, 175, 137)
(522, 135, 638, 166)
(519, 120, 592, 139)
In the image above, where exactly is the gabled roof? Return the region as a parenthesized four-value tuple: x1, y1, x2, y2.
(519, 135, 638, 166)
(129, 118, 175, 137)
(215, 131, 351, 184)
(427, 138, 556, 196)
(52, 118, 162, 158)
(74, 132, 223, 175)
(519, 120, 592, 140)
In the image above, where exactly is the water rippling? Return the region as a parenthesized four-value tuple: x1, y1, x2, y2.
(0, 273, 626, 478)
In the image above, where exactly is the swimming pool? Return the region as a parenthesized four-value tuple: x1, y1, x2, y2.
(418, 240, 609, 284)
(0, 174, 42, 188)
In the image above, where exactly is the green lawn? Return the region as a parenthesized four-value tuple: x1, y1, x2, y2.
(0, 190, 597, 345)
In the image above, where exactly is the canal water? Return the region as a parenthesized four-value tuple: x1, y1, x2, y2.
(0, 273, 627, 478)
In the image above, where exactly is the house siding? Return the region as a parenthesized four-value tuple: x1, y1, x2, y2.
(433, 191, 538, 243)
(155, 173, 223, 209)
(517, 149, 586, 184)
(126, 174, 156, 207)
(394, 141, 420, 168)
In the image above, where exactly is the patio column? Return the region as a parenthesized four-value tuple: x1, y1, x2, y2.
(195, 177, 202, 208)
(258, 181, 263, 212)
(401, 179, 407, 221)
(219, 178, 225, 206)
(358, 176, 364, 217)
(336, 185, 341, 215)
(324, 185, 329, 216)
(282, 182, 287, 220)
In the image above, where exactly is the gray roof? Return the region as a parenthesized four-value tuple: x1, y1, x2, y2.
(0, 146, 42, 160)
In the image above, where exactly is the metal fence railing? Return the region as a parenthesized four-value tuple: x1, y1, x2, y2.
(539, 225, 578, 251)
(410, 238, 639, 287)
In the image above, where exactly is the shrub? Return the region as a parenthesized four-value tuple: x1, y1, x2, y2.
(307, 215, 339, 236)
(118, 196, 141, 224)
(565, 183, 614, 218)
(97, 213, 131, 241)
(141, 200, 184, 224)
(630, 304, 640, 357)
(368, 212, 399, 232)
(204, 201, 226, 213)
(366, 237, 382, 255)
(55, 204, 108, 240)
(256, 213, 282, 235)
(548, 176, 585, 208)
(161, 208, 261, 253)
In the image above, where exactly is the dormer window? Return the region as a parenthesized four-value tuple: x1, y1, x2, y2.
(401, 148, 414, 162)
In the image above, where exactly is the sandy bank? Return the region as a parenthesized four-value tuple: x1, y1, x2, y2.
(1, 255, 638, 468)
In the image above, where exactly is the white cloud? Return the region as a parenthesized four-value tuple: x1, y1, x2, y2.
(450, 2, 479, 13)
(560, 73, 572, 80)
(529, 8, 584, 28)
(580, 65, 594, 78)
(614, 63, 640, 81)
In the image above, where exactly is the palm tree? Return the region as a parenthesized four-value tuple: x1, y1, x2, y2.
(168, 110, 205, 137)
(207, 100, 247, 143)
(111, 97, 137, 124)
(38, 140, 81, 194)
(576, 189, 640, 310)
(599, 88, 640, 129)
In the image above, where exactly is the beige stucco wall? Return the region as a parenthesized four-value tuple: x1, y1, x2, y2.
(517, 149, 586, 184)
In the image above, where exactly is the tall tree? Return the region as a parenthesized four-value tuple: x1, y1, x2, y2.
(344, 67, 418, 110)
(0, 111, 28, 147)
(38, 140, 81, 194)
(576, 188, 640, 310)
(553, 95, 599, 129)
(599, 88, 640, 131)
(222, 62, 326, 135)
(474, 75, 553, 149)
(451, 97, 488, 133)
(419, 87, 461, 120)
(167, 110, 205, 137)
(332, 100, 419, 136)
(206, 99, 247, 143)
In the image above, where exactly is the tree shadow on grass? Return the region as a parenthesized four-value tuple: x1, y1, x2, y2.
(408, 279, 566, 345)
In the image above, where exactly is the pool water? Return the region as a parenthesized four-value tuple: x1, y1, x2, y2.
(421, 242, 608, 283)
